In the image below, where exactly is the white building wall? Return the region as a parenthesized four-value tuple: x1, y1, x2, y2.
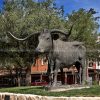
(96, 61, 100, 69)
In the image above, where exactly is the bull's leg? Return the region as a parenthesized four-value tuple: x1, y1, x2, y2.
(81, 59, 87, 85)
(47, 59, 51, 86)
(60, 68, 64, 85)
(52, 70, 58, 87)
(47, 58, 54, 86)
(48, 73, 53, 86)
(79, 65, 82, 84)
(75, 62, 82, 84)
(76, 73, 80, 84)
(52, 60, 60, 87)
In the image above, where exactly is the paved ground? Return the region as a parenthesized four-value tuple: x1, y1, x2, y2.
(47, 85, 90, 92)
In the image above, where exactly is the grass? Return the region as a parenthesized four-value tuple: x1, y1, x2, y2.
(0, 85, 100, 97)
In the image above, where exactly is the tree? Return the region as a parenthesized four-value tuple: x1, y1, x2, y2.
(0, 0, 67, 86)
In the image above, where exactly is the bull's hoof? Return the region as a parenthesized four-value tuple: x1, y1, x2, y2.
(44, 85, 52, 91)
(44, 84, 57, 91)
(52, 84, 56, 87)
(46, 86, 56, 91)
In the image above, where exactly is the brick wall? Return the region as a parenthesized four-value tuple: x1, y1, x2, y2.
(31, 58, 48, 73)
(0, 93, 100, 100)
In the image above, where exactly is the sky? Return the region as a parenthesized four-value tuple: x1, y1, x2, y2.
(0, 0, 100, 32)
(55, 0, 100, 15)
(0, 0, 3, 11)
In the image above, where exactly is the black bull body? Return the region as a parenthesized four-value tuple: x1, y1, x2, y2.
(7, 29, 86, 87)
(35, 31, 86, 87)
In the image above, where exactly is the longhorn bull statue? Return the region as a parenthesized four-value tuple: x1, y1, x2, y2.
(7, 28, 86, 87)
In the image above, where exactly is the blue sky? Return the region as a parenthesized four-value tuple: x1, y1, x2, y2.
(55, 0, 100, 15)
(0, 0, 100, 18)
(0, 0, 3, 11)
(1, 0, 99, 15)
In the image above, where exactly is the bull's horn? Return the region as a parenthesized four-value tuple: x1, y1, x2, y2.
(50, 29, 68, 36)
(7, 31, 40, 41)
(67, 23, 74, 37)
(51, 24, 74, 38)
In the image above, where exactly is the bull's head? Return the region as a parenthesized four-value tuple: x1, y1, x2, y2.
(7, 26, 73, 53)
(35, 29, 72, 53)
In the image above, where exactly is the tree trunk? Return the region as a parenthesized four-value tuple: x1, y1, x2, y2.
(15, 68, 21, 87)
(18, 76, 21, 87)
(26, 67, 31, 86)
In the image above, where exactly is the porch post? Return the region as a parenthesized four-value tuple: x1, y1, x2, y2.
(75, 73, 77, 84)
(65, 72, 67, 85)
(40, 73, 43, 81)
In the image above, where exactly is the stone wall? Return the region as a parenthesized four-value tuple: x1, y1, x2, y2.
(0, 92, 100, 100)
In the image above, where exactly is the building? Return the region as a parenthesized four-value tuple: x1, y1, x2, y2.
(31, 56, 48, 83)
(0, 68, 26, 87)
(88, 60, 100, 84)
(0, 56, 100, 87)
(96, 36, 100, 43)
(31, 56, 100, 85)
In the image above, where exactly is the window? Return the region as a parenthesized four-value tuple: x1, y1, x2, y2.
(89, 62, 93, 67)
(41, 58, 44, 65)
(41, 57, 48, 65)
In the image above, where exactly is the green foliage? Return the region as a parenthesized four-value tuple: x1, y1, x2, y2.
(92, 80, 98, 85)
